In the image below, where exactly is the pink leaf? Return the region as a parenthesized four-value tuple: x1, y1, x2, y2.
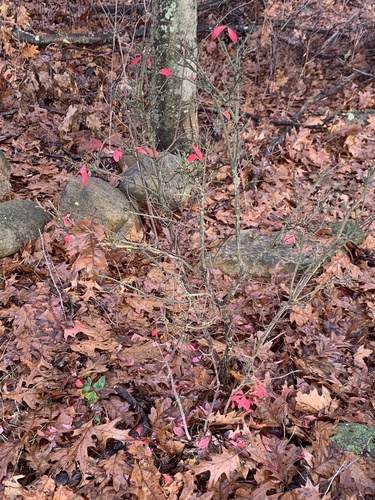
(163, 474, 174, 486)
(136, 146, 148, 155)
(151, 329, 158, 337)
(64, 235, 70, 244)
(131, 54, 142, 67)
(227, 27, 238, 43)
(173, 426, 186, 437)
(113, 149, 123, 162)
(77, 137, 103, 153)
(136, 146, 157, 157)
(159, 68, 172, 76)
(222, 110, 231, 120)
(207, 41, 217, 54)
(283, 234, 296, 245)
(198, 437, 211, 449)
(147, 59, 153, 68)
(134, 425, 143, 436)
(79, 165, 89, 186)
(211, 25, 227, 41)
(62, 216, 72, 228)
(64, 323, 90, 340)
(231, 391, 252, 411)
(75, 379, 83, 388)
(191, 145, 203, 160)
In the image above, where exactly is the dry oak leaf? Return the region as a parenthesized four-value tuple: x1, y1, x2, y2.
(131, 460, 165, 499)
(354, 345, 373, 369)
(49, 418, 130, 474)
(21, 44, 39, 58)
(102, 450, 133, 492)
(290, 303, 318, 327)
(192, 449, 245, 489)
(295, 386, 332, 414)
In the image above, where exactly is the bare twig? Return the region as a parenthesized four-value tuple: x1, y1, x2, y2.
(39, 229, 66, 321)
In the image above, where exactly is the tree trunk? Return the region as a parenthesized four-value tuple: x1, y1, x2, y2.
(151, 0, 198, 152)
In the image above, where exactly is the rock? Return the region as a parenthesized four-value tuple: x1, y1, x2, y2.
(118, 153, 194, 210)
(0, 151, 11, 201)
(209, 224, 364, 278)
(59, 177, 141, 236)
(0, 199, 50, 258)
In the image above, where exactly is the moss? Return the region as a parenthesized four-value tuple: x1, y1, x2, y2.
(331, 423, 375, 457)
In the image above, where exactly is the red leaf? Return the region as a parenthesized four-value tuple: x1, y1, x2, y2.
(79, 165, 89, 186)
(146, 59, 152, 68)
(113, 149, 123, 162)
(131, 54, 142, 67)
(64, 235, 70, 244)
(75, 379, 83, 388)
(159, 68, 172, 76)
(187, 153, 198, 163)
(231, 391, 252, 411)
(227, 27, 238, 43)
(211, 25, 227, 41)
(191, 145, 203, 160)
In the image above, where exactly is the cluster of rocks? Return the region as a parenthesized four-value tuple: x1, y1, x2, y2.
(0, 150, 365, 278)
(0, 151, 194, 258)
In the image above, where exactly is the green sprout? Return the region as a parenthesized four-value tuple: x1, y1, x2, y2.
(81, 376, 106, 405)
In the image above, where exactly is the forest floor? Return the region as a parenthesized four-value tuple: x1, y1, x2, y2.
(0, 0, 375, 499)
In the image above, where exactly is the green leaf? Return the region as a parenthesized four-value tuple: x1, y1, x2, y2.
(82, 378, 92, 394)
(93, 375, 106, 392)
(85, 391, 98, 405)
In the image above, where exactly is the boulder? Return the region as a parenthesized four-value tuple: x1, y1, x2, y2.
(118, 153, 194, 210)
(0, 151, 11, 201)
(209, 224, 364, 278)
(59, 177, 141, 236)
(0, 199, 50, 257)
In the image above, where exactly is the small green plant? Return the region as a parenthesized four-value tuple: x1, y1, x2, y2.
(82, 376, 106, 405)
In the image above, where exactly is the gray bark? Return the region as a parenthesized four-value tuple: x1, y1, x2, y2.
(151, 0, 198, 152)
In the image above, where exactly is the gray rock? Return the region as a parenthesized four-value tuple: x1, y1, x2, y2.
(209, 224, 364, 278)
(0, 199, 50, 257)
(118, 153, 194, 210)
(0, 151, 11, 202)
(59, 177, 141, 235)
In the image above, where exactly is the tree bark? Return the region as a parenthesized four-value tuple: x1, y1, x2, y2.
(151, 0, 198, 152)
